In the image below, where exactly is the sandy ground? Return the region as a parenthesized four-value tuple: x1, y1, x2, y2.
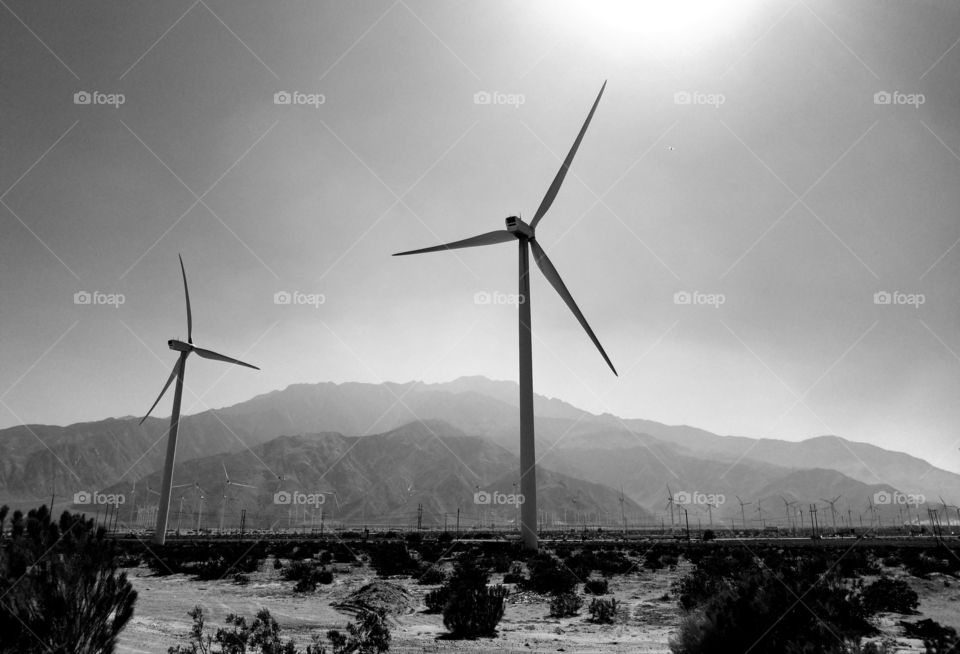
(117, 558, 960, 654)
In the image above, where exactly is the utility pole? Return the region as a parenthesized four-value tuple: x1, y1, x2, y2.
(239, 509, 246, 540)
(416, 503, 423, 533)
(456, 507, 460, 540)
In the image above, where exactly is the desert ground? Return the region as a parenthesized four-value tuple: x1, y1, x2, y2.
(117, 547, 960, 654)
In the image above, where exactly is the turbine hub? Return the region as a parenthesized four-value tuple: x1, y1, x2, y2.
(168, 339, 191, 352)
(505, 216, 533, 238)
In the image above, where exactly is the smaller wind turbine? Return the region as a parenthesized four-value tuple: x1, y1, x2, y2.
(665, 485, 676, 530)
(219, 463, 255, 533)
(780, 496, 796, 531)
(139, 255, 259, 544)
(735, 495, 752, 530)
(820, 495, 841, 533)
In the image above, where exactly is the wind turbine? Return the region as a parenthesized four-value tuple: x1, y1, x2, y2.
(665, 485, 676, 530)
(139, 255, 260, 544)
(219, 463, 255, 534)
(393, 82, 615, 550)
(780, 496, 796, 531)
(735, 495, 752, 530)
(820, 495, 841, 533)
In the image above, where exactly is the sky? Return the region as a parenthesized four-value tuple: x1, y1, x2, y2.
(1, 0, 959, 472)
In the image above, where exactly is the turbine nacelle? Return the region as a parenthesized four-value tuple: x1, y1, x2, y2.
(505, 216, 534, 238)
(168, 339, 191, 352)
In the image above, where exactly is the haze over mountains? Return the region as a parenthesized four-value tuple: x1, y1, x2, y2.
(0, 376, 955, 528)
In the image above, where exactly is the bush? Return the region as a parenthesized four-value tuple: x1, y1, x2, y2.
(524, 552, 578, 595)
(417, 564, 446, 585)
(584, 579, 609, 595)
(0, 505, 137, 654)
(441, 558, 507, 638)
(588, 597, 618, 624)
(669, 557, 874, 654)
(549, 592, 583, 618)
(233, 573, 250, 585)
(900, 619, 959, 653)
(862, 577, 918, 614)
(424, 586, 450, 613)
(168, 605, 389, 654)
(283, 560, 333, 593)
(368, 542, 419, 577)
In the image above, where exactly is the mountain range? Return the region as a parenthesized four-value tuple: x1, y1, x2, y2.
(0, 376, 956, 530)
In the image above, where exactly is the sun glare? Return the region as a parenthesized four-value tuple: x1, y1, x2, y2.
(546, 0, 760, 55)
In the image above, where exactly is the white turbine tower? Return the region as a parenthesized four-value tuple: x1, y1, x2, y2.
(139, 255, 260, 544)
(394, 83, 616, 550)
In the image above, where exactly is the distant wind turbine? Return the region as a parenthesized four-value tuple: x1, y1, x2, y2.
(394, 82, 616, 550)
(139, 255, 259, 544)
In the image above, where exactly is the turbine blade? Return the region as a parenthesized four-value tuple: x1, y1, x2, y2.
(222, 462, 229, 481)
(179, 254, 193, 344)
(529, 239, 617, 375)
(193, 347, 260, 370)
(233, 482, 256, 489)
(393, 230, 514, 256)
(139, 360, 180, 424)
(530, 81, 607, 230)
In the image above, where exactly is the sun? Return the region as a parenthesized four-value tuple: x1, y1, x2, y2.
(544, 0, 760, 55)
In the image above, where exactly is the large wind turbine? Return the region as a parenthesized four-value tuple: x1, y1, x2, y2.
(393, 82, 616, 550)
(139, 255, 259, 544)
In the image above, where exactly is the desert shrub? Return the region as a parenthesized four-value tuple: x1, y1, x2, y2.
(319, 550, 334, 564)
(862, 577, 918, 614)
(902, 548, 960, 578)
(283, 560, 333, 593)
(701, 529, 715, 541)
(596, 549, 634, 576)
(524, 552, 578, 595)
(0, 505, 138, 654)
(424, 585, 450, 613)
(588, 597, 618, 624)
(146, 542, 264, 580)
(168, 605, 388, 654)
(441, 558, 507, 638)
(669, 558, 874, 654)
(368, 542, 419, 577)
(437, 532, 453, 545)
(660, 553, 680, 568)
(835, 549, 880, 578)
(233, 573, 250, 585)
(273, 557, 284, 570)
(502, 572, 525, 584)
(549, 592, 583, 618)
(900, 619, 959, 653)
(584, 578, 609, 595)
(417, 564, 446, 585)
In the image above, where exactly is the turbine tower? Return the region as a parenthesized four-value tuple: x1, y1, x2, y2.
(393, 82, 615, 550)
(735, 495, 752, 530)
(139, 255, 260, 544)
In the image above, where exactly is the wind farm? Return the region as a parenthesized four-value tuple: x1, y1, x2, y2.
(2, 1, 960, 653)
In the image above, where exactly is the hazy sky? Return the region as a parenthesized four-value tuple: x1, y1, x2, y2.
(2, 0, 959, 471)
